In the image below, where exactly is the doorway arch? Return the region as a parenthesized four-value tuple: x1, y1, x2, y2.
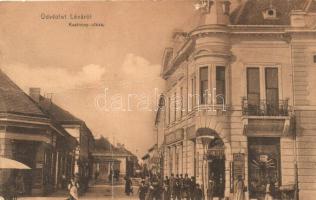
(196, 127, 232, 199)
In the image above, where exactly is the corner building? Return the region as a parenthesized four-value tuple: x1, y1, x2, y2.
(160, 0, 316, 199)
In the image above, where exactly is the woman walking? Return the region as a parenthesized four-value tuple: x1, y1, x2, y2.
(125, 176, 133, 196)
(68, 178, 79, 200)
(234, 176, 245, 200)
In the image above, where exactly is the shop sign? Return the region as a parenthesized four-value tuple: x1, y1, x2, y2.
(232, 153, 245, 190)
(165, 128, 184, 144)
(207, 148, 225, 158)
(230, 153, 245, 192)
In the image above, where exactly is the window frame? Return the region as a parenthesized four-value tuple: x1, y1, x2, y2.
(244, 64, 283, 103)
(199, 66, 209, 105)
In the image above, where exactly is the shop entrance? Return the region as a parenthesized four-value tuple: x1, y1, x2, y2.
(248, 137, 281, 200)
(207, 138, 225, 198)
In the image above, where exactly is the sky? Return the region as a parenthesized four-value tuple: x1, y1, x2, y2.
(0, 0, 202, 157)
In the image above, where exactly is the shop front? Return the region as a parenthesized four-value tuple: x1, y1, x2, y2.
(248, 137, 281, 200)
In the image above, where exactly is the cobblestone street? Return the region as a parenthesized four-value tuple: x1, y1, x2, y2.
(20, 184, 138, 200)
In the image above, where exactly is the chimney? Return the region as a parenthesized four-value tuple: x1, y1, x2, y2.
(204, 0, 231, 25)
(29, 88, 41, 103)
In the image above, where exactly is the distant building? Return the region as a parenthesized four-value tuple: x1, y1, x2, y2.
(92, 137, 138, 181)
(141, 144, 161, 176)
(158, 0, 316, 199)
(0, 70, 77, 196)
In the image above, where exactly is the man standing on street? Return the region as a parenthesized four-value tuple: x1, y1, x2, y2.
(169, 174, 175, 199)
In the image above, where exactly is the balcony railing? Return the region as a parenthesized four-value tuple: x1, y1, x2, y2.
(242, 98, 289, 116)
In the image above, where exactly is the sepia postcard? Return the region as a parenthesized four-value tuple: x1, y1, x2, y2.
(0, 0, 315, 200)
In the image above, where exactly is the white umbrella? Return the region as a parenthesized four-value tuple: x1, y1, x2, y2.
(0, 157, 31, 169)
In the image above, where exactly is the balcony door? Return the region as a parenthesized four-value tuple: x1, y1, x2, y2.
(265, 68, 279, 115)
(247, 68, 260, 115)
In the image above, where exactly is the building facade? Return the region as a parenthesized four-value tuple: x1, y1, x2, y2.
(34, 92, 95, 192)
(159, 0, 316, 199)
(0, 71, 77, 196)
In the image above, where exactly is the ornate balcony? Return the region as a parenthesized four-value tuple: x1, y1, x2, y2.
(241, 97, 294, 137)
(242, 97, 290, 117)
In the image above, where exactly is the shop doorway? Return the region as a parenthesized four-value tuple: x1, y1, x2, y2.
(207, 138, 225, 198)
(248, 137, 281, 200)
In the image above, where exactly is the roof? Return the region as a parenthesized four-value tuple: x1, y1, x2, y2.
(142, 154, 150, 160)
(0, 70, 47, 118)
(230, 0, 315, 25)
(38, 96, 95, 140)
(38, 96, 82, 124)
(93, 137, 137, 157)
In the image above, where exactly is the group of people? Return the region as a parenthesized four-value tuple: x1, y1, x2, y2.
(136, 173, 203, 200)
(133, 174, 249, 200)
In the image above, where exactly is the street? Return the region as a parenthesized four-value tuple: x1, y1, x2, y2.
(20, 184, 138, 200)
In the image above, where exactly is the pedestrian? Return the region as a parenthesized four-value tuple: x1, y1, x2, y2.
(189, 176, 196, 200)
(162, 177, 171, 200)
(125, 176, 133, 196)
(165, 176, 170, 186)
(15, 172, 25, 195)
(234, 175, 245, 200)
(68, 178, 79, 200)
(151, 174, 161, 200)
(146, 181, 154, 200)
(173, 174, 181, 200)
(179, 174, 184, 198)
(169, 174, 175, 199)
(139, 180, 148, 200)
(182, 174, 190, 199)
(195, 184, 203, 200)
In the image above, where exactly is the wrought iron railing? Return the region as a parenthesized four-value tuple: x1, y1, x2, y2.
(242, 98, 289, 116)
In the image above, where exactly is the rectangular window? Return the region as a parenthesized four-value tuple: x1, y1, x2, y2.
(175, 147, 179, 174)
(169, 147, 173, 175)
(174, 92, 177, 121)
(200, 67, 208, 104)
(191, 76, 196, 110)
(168, 97, 171, 124)
(247, 68, 260, 115)
(265, 68, 279, 115)
(216, 66, 226, 104)
(180, 87, 183, 118)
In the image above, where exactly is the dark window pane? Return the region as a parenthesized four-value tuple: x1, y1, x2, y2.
(200, 67, 208, 81)
(200, 67, 208, 104)
(247, 68, 260, 94)
(265, 68, 279, 115)
(265, 68, 278, 89)
(216, 66, 226, 104)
